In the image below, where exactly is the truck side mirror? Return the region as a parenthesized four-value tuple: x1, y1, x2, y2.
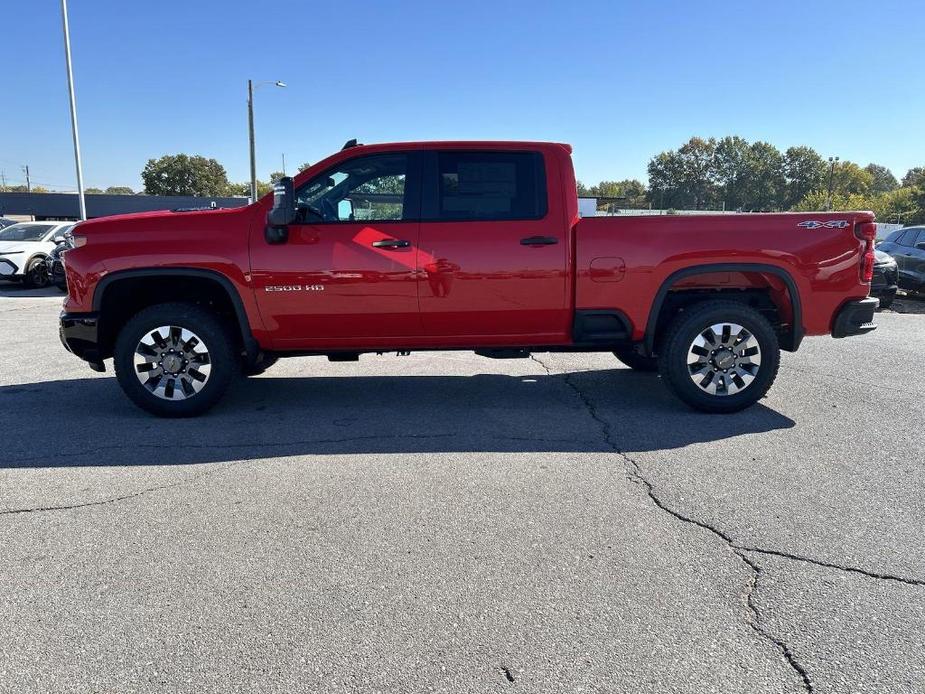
(267, 177, 296, 228)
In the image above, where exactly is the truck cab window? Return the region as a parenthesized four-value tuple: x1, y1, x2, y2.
(296, 153, 408, 223)
(433, 151, 547, 221)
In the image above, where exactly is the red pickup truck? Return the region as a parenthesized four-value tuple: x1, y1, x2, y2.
(60, 140, 879, 417)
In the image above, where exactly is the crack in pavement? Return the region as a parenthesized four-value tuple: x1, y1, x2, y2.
(528, 356, 925, 587)
(1, 430, 597, 514)
(530, 355, 814, 692)
(737, 546, 925, 587)
(0, 463, 238, 516)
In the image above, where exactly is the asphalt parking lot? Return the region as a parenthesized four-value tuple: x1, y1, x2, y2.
(1, 285, 923, 694)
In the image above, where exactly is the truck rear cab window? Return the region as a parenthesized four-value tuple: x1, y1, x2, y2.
(429, 151, 547, 221)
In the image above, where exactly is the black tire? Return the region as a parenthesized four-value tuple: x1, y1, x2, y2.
(657, 300, 780, 413)
(23, 257, 49, 289)
(114, 302, 238, 417)
(242, 353, 279, 376)
(613, 346, 658, 372)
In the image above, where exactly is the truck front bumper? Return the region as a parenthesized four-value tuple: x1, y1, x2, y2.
(832, 297, 878, 338)
(60, 311, 105, 371)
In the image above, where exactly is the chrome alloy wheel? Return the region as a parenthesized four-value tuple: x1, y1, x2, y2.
(686, 322, 761, 396)
(132, 325, 212, 400)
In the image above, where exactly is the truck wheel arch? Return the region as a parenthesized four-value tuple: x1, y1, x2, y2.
(644, 263, 804, 354)
(92, 268, 259, 361)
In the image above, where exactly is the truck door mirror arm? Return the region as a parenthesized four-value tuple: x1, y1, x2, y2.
(265, 176, 296, 244)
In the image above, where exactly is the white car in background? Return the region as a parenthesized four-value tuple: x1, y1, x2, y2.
(0, 221, 75, 288)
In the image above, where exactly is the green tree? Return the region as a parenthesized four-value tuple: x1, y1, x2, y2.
(876, 186, 922, 224)
(713, 136, 752, 210)
(647, 137, 719, 210)
(740, 141, 786, 210)
(105, 186, 135, 195)
(84, 187, 104, 194)
(298, 162, 312, 172)
(229, 180, 273, 198)
(268, 171, 286, 184)
(783, 146, 826, 208)
(831, 161, 872, 196)
(141, 154, 231, 196)
(901, 167, 925, 187)
(2, 184, 47, 193)
(576, 180, 592, 197)
(676, 137, 718, 209)
(793, 187, 923, 225)
(647, 151, 683, 208)
(864, 164, 897, 194)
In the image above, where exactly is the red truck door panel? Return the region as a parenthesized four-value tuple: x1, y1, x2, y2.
(249, 152, 422, 346)
(417, 150, 570, 342)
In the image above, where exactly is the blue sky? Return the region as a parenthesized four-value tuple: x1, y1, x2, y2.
(2, 0, 923, 192)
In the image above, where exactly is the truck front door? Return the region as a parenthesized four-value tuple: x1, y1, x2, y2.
(416, 149, 570, 344)
(250, 151, 422, 348)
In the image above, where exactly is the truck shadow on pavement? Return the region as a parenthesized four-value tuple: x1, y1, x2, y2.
(0, 368, 796, 469)
(0, 282, 65, 298)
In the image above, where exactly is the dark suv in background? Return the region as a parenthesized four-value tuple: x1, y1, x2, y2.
(879, 227, 925, 294)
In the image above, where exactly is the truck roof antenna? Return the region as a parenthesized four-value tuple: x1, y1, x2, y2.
(342, 138, 359, 150)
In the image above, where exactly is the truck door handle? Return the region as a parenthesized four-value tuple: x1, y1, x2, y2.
(520, 236, 559, 246)
(372, 239, 411, 249)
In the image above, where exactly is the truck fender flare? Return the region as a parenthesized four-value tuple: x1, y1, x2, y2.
(644, 262, 804, 353)
(92, 267, 259, 360)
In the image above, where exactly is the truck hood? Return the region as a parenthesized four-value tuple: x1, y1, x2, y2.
(75, 205, 257, 237)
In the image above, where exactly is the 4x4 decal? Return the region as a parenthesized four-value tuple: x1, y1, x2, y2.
(798, 220, 850, 229)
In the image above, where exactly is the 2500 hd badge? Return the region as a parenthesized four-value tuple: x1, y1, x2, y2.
(265, 285, 325, 292)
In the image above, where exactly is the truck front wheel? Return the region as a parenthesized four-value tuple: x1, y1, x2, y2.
(657, 300, 780, 413)
(113, 302, 238, 417)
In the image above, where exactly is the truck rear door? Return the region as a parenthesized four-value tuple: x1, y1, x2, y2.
(416, 149, 570, 343)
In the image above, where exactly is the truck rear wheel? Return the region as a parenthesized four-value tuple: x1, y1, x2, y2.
(657, 300, 780, 413)
(114, 302, 238, 417)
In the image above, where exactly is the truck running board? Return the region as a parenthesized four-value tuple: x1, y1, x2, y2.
(474, 348, 532, 359)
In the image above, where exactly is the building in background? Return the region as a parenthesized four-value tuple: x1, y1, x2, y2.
(0, 192, 248, 221)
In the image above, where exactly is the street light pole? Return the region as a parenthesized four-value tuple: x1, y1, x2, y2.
(247, 79, 286, 203)
(60, 0, 86, 220)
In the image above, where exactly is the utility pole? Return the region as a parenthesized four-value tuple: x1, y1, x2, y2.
(281, 153, 286, 176)
(826, 156, 840, 211)
(247, 79, 256, 203)
(61, 0, 86, 220)
(22, 165, 31, 193)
